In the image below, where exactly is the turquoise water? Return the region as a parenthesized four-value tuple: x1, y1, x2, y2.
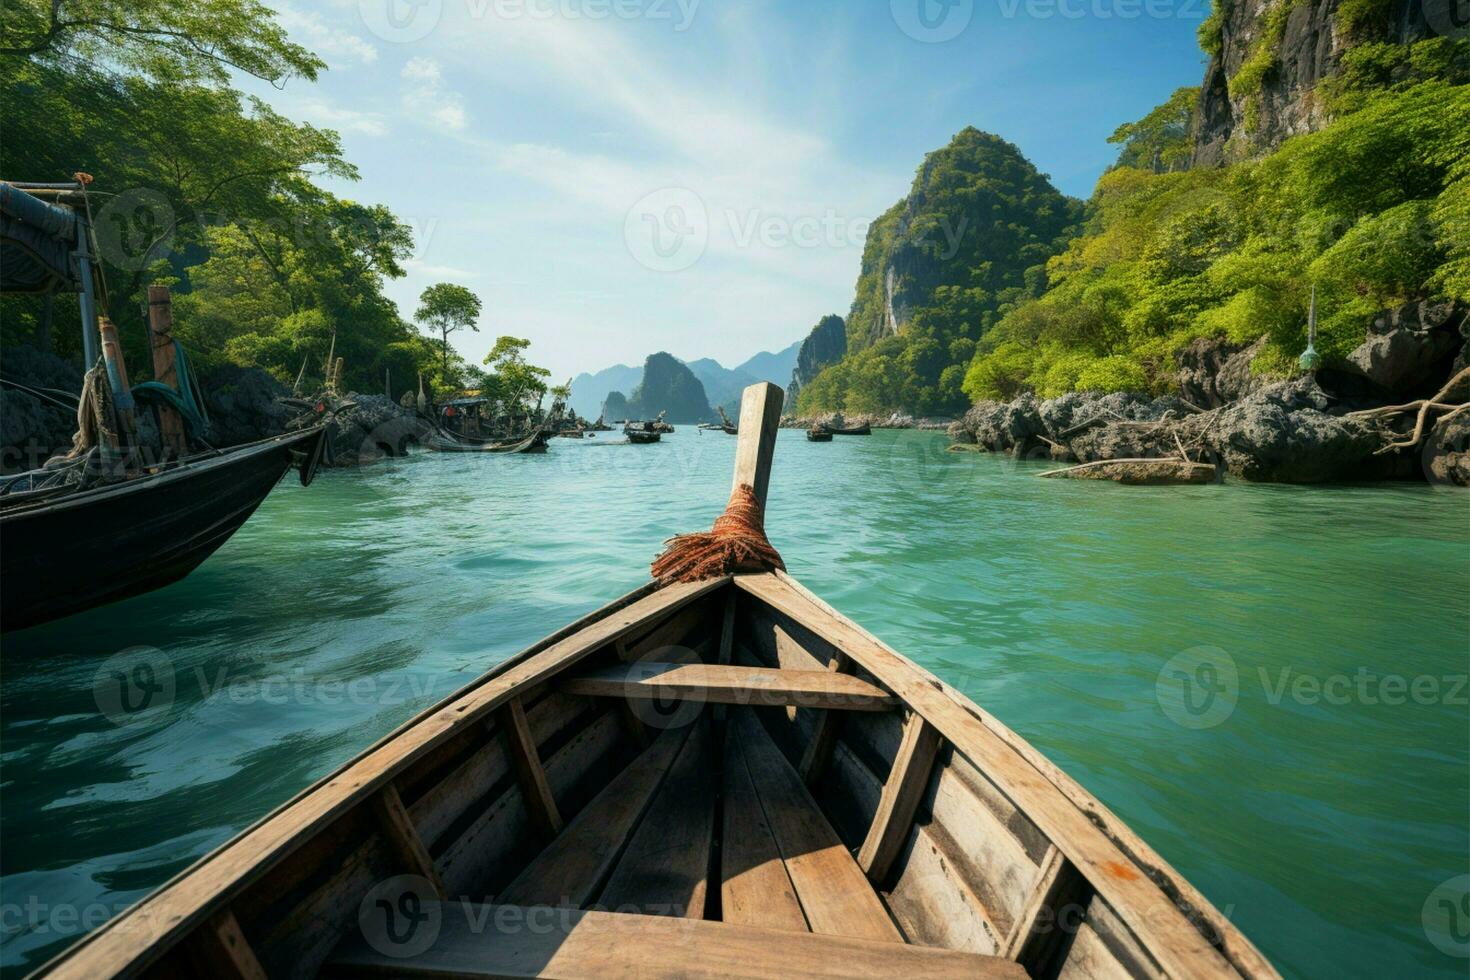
(1, 429, 1466, 977)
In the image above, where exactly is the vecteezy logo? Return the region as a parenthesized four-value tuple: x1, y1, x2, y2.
(93, 646, 176, 726)
(1156, 646, 1238, 729)
(359, 875, 442, 958)
(624, 646, 707, 730)
(93, 188, 175, 272)
(1424, 874, 1470, 958)
(624, 188, 708, 273)
(358, 0, 443, 43)
(1422, 0, 1469, 40)
(891, 0, 974, 42)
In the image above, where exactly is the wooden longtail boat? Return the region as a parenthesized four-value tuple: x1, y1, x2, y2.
(38, 384, 1277, 980)
(425, 428, 550, 455)
(716, 405, 738, 435)
(829, 423, 871, 436)
(806, 427, 833, 442)
(623, 422, 661, 444)
(1, 427, 330, 632)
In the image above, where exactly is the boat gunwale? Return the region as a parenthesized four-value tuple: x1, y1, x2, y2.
(0, 426, 328, 521)
(34, 575, 725, 980)
(739, 569, 1279, 980)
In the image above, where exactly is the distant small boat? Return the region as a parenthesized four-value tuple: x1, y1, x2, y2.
(624, 421, 661, 444)
(651, 411, 675, 434)
(807, 427, 833, 442)
(716, 405, 738, 435)
(39, 383, 1279, 980)
(425, 428, 549, 454)
(829, 423, 871, 436)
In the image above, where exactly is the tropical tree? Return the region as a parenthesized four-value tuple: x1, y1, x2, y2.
(415, 283, 482, 380)
(0, 0, 323, 84)
(483, 336, 550, 413)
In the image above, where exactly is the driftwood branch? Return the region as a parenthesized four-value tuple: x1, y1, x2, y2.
(1348, 366, 1470, 455)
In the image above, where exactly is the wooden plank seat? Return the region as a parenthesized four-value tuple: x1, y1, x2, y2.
(559, 663, 896, 712)
(324, 902, 1027, 979)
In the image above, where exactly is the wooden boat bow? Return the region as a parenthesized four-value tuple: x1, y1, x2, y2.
(36, 384, 1279, 980)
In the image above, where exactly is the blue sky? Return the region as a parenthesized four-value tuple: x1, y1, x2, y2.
(246, 0, 1212, 382)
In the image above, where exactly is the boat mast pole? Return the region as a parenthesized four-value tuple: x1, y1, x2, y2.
(731, 381, 784, 510)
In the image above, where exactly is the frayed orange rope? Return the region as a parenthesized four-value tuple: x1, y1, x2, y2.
(652, 483, 785, 584)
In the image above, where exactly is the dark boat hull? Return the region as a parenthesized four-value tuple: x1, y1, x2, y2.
(0, 427, 328, 632)
(625, 429, 661, 444)
(807, 429, 833, 441)
(425, 429, 549, 454)
(831, 424, 871, 435)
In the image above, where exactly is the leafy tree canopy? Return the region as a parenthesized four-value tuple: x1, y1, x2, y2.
(0, 0, 324, 84)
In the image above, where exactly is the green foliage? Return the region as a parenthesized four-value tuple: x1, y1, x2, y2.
(800, 128, 1083, 416)
(963, 81, 1470, 400)
(1318, 38, 1470, 113)
(0, 6, 486, 400)
(0, 0, 323, 84)
(1108, 87, 1199, 173)
(417, 282, 482, 377)
(482, 336, 550, 410)
(1227, 0, 1293, 109)
(1335, 0, 1394, 39)
(1198, 1, 1227, 58)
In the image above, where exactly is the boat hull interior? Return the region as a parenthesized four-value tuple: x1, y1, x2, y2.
(39, 574, 1276, 980)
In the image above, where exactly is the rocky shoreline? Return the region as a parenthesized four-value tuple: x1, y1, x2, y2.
(949, 302, 1468, 486)
(780, 412, 953, 431)
(0, 348, 436, 472)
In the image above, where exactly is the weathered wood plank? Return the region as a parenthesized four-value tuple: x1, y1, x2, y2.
(498, 696, 564, 840)
(561, 662, 896, 711)
(732, 381, 784, 508)
(731, 710, 902, 943)
(1006, 846, 1094, 975)
(370, 782, 447, 898)
(721, 722, 809, 933)
(799, 653, 852, 786)
(598, 719, 714, 918)
(857, 713, 942, 883)
(187, 909, 267, 980)
(325, 903, 1027, 980)
(498, 724, 692, 908)
(41, 576, 726, 980)
(737, 572, 1251, 980)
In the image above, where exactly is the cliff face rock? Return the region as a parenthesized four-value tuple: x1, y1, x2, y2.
(1192, 0, 1442, 166)
(198, 364, 292, 447)
(601, 390, 629, 421)
(1344, 300, 1465, 398)
(626, 352, 713, 423)
(786, 315, 847, 403)
(1176, 336, 1268, 407)
(845, 129, 1083, 350)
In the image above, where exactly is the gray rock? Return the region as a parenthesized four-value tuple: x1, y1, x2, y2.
(1203, 379, 1379, 482)
(1177, 335, 1267, 408)
(1345, 301, 1465, 398)
(960, 393, 1043, 453)
(198, 364, 292, 447)
(1423, 411, 1470, 487)
(0, 346, 84, 471)
(331, 393, 434, 465)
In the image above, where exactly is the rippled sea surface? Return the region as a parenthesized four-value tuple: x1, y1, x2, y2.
(2, 429, 1467, 977)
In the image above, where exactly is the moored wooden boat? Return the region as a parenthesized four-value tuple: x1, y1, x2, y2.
(1, 427, 330, 631)
(425, 427, 549, 454)
(38, 384, 1278, 980)
(716, 405, 739, 435)
(830, 423, 871, 435)
(623, 421, 661, 444)
(807, 426, 833, 442)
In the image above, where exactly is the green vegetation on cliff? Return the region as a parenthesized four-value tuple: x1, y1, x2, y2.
(797, 129, 1082, 416)
(964, 70, 1469, 400)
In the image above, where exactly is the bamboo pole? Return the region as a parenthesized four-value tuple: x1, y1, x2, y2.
(147, 285, 188, 455)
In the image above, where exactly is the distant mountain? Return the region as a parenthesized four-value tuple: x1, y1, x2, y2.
(568, 363, 643, 419)
(686, 358, 758, 414)
(626, 353, 714, 423)
(787, 315, 847, 404)
(733, 341, 800, 388)
(570, 342, 801, 419)
(601, 390, 629, 421)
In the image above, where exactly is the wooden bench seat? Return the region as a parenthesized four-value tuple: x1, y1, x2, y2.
(324, 902, 1027, 979)
(559, 662, 896, 711)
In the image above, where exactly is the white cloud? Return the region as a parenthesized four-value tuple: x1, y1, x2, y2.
(274, 3, 378, 68)
(293, 98, 388, 137)
(401, 57, 467, 131)
(404, 258, 480, 279)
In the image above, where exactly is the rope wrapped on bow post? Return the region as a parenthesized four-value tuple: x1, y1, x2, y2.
(651, 483, 785, 584)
